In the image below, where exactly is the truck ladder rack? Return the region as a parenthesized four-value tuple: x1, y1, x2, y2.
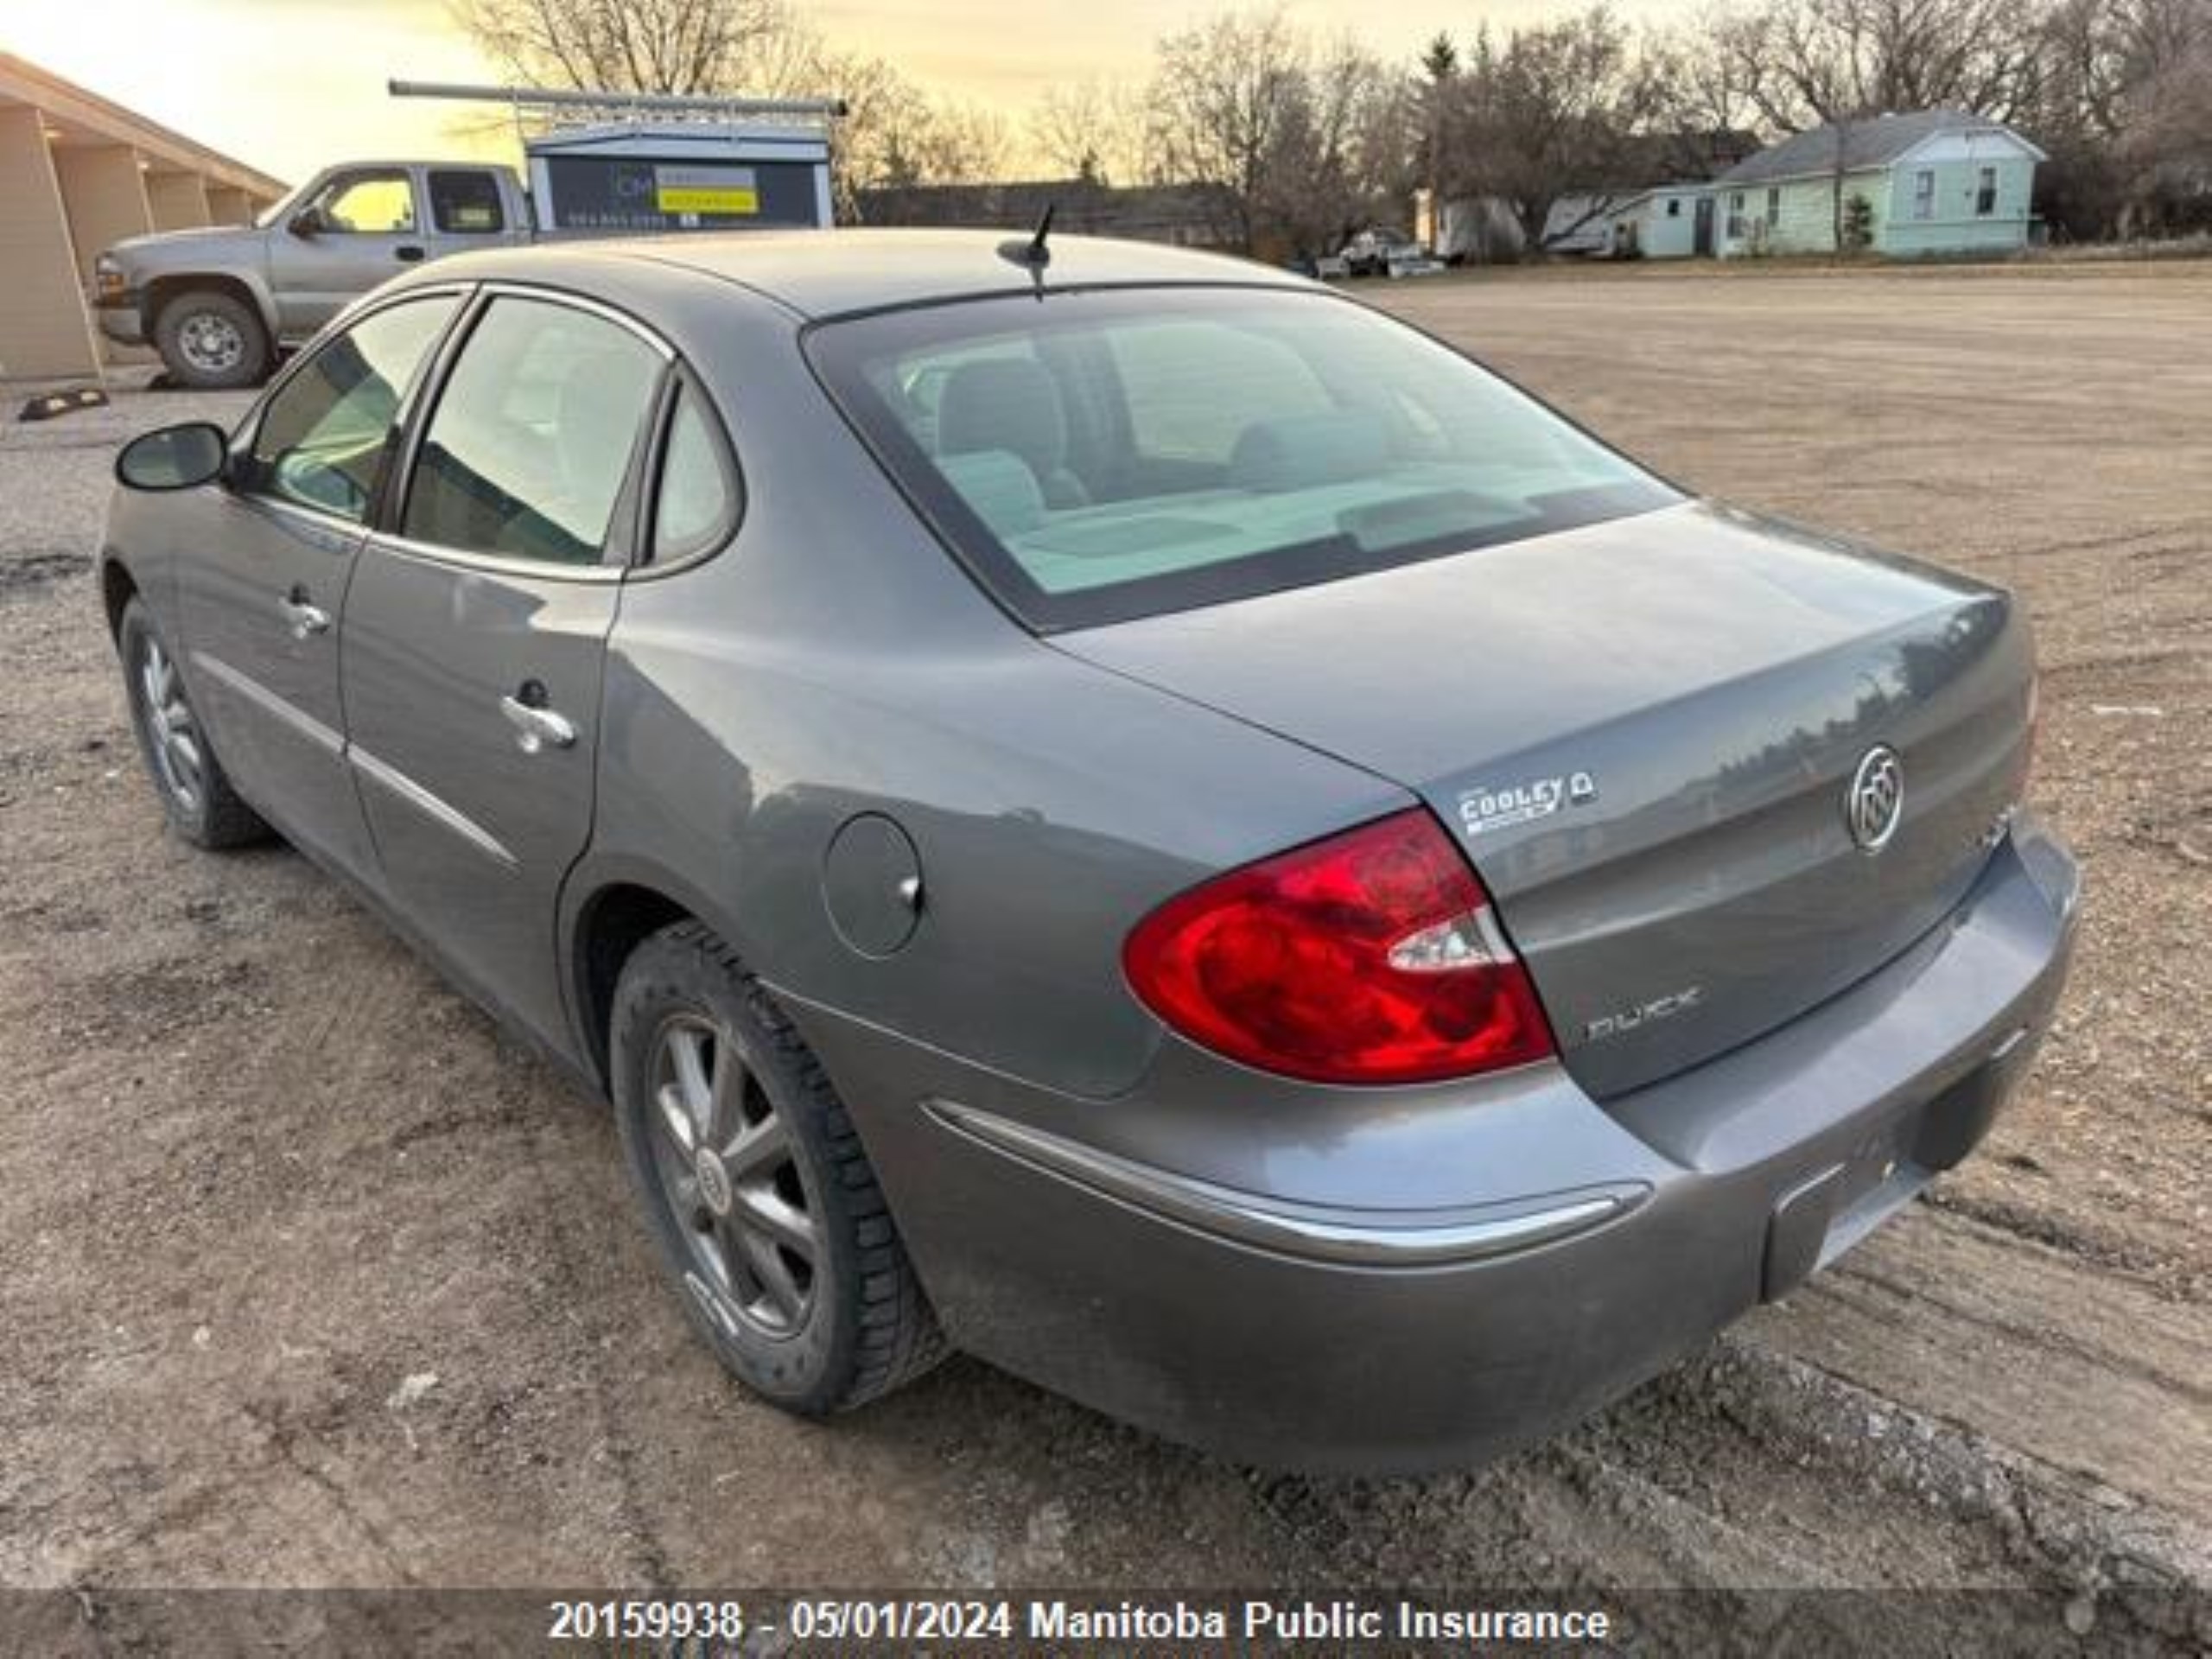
(386, 79, 843, 131)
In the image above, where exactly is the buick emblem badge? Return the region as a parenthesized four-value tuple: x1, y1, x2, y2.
(1846, 746, 1904, 853)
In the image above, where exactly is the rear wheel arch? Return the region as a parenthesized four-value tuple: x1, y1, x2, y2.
(571, 878, 703, 1089)
(565, 876, 894, 1190)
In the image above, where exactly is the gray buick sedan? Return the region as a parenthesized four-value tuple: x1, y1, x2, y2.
(99, 232, 2078, 1471)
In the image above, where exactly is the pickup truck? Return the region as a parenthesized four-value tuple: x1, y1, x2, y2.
(1336, 228, 1427, 278)
(97, 160, 531, 388)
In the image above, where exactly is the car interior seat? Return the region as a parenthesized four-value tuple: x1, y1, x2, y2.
(936, 358, 1092, 510)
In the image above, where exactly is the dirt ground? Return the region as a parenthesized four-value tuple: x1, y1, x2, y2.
(1, 267, 2205, 1639)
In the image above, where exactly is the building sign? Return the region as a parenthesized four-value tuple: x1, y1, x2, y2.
(538, 156, 822, 232)
(654, 165, 759, 216)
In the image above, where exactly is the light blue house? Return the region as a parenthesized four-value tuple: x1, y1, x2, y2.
(1544, 187, 1716, 258)
(1549, 110, 2045, 260)
(1708, 109, 2044, 258)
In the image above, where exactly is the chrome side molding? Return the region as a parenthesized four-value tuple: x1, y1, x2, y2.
(925, 1100, 1646, 1268)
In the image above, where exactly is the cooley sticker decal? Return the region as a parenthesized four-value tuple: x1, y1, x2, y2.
(1457, 771, 1599, 837)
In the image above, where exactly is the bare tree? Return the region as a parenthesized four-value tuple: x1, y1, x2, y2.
(1446, 8, 1673, 250)
(1145, 8, 1312, 250)
(1141, 9, 1413, 253)
(1417, 33, 1459, 226)
(1703, 0, 2049, 131)
(2108, 0, 2212, 232)
(447, 0, 1011, 211)
(1033, 81, 1108, 183)
(1643, 19, 1765, 156)
(1031, 79, 1152, 186)
(816, 64, 1020, 200)
(869, 97, 1014, 189)
(1258, 35, 1404, 254)
(448, 0, 795, 95)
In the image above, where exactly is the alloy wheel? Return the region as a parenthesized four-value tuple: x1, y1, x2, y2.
(137, 635, 204, 815)
(645, 1014, 820, 1338)
(176, 312, 245, 375)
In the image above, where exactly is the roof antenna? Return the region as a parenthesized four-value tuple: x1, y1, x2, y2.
(996, 202, 1054, 295)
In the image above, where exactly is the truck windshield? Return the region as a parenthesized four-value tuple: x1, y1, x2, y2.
(254, 178, 315, 229)
(807, 285, 1678, 631)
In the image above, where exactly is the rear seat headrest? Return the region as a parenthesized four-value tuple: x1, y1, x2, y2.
(938, 448, 1045, 536)
(1228, 410, 1389, 493)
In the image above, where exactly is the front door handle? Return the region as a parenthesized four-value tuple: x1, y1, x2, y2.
(277, 590, 330, 639)
(395, 245, 426, 263)
(500, 694, 576, 754)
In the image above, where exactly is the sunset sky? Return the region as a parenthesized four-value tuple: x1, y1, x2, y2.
(3, 0, 1670, 183)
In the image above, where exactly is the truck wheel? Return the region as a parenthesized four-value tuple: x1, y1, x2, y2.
(610, 921, 946, 1415)
(118, 598, 270, 849)
(154, 289, 270, 389)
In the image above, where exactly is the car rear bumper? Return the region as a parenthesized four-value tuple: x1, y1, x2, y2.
(789, 810, 2080, 1473)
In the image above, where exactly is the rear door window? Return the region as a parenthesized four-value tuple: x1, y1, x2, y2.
(429, 170, 505, 234)
(651, 383, 740, 563)
(401, 296, 665, 565)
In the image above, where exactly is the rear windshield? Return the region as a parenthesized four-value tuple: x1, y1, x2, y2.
(807, 285, 1678, 630)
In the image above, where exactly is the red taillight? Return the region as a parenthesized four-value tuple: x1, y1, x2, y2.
(1122, 810, 1556, 1085)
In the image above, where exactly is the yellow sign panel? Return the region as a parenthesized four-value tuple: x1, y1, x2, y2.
(656, 184, 760, 215)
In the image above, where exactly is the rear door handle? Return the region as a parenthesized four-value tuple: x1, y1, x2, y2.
(500, 694, 576, 754)
(276, 590, 330, 639)
(395, 245, 426, 263)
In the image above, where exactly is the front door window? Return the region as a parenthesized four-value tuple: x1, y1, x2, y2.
(244, 294, 461, 519)
(315, 171, 416, 235)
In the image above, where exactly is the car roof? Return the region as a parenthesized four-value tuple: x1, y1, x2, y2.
(445, 228, 1313, 321)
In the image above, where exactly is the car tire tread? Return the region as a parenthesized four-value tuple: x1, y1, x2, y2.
(153, 289, 271, 390)
(613, 920, 946, 1414)
(118, 598, 270, 851)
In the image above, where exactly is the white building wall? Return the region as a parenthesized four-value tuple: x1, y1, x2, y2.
(1637, 191, 1702, 257)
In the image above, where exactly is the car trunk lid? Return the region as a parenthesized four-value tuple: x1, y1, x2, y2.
(1055, 501, 2034, 1097)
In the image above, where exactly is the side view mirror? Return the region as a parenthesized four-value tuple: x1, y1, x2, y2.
(287, 207, 323, 238)
(116, 423, 231, 492)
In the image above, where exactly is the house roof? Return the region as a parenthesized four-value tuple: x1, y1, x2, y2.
(1719, 109, 2024, 186)
(0, 49, 285, 197)
(1604, 183, 1714, 214)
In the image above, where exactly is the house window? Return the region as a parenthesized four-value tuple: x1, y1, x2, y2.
(1766, 186, 1781, 230)
(1726, 191, 1745, 238)
(1912, 169, 1936, 220)
(1975, 165, 1998, 216)
(1666, 197, 1681, 218)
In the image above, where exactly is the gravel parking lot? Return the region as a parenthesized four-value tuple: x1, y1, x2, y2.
(1, 265, 2204, 1643)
